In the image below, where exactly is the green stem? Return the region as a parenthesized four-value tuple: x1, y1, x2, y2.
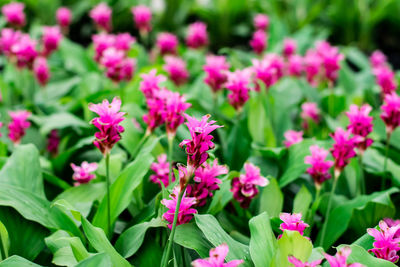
(381, 133, 391, 190)
(358, 154, 365, 195)
(105, 152, 111, 237)
(168, 136, 174, 186)
(319, 170, 339, 248)
(131, 132, 150, 160)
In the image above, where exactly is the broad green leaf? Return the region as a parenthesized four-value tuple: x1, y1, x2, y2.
(174, 223, 212, 258)
(248, 92, 275, 146)
(37, 112, 89, 135)
(293, 185, 313, 217)
(42, 171, 71, 190)
(339, 244, 396, 267)
(207, 177, 235, 215)
(0, 255, 42, 266)
(81, 217, 131, 267)
(249, 212, 277, 267)
(0, 220, 9, 260)
(259, 178, 283, 217)
(363, 148, 400, 186)
(274, 231, 313, 267)
(75, 253, 111, 267)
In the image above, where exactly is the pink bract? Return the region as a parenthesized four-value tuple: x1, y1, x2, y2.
(90, 3, 112, 32)
(8, 110, 31, 144)
(203, 55, 230, 92)
(156, 32, 178, 56)
(131, 5, 152, 33)
(192, 244, 243, 267)
(163, 56, 189, 86)
(56, 7, 72, 28)
(305, 145, 333, 186)
(71, 161, 98, 186)
(253, 14, 269, 31)
(2, 2, 25, 27)
(283, 130, 303, 148)
(186, 22, 208, 49)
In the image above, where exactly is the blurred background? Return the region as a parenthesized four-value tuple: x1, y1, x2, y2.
(1, 0, 400, 68)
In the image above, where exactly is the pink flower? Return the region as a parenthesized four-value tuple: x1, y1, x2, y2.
(288, 256, 322, 267)
(316, 41, 344, 84)
(231, 163, 268, 208)
(100, 47, 135, 82)
(42, 26, 62, 56)
(279, 213, 309, 238)
(187, 159, 228, 207)
(305, 145, 333, 186)
(252, 54, 284, 91)
(283, 130, 303, 148)
(56, 7, 72, 29)
(203, 55, 230, 92)
(92, 33, 115, 62)
(325, 247, 364, 267)
(88, 97, 125, 155)
(150, 154, 175, 188)
(383, 218, 400, 238)
(114, 33, 135, 51)
(192, 244, 243, 267)
(304, 50, 322, 87)
(156, 32, 178, 56)
(330, 128, 359, 173)
(373, 66, 397, 95)
(250, 30, 267, 55)
(162, 90, 191, 138)
(287, 55, 303, 77)
(119, 58, 135, 81)
(225, 69, 252, 111)
(100, 47, 124, 68)
(301, 102, 320, 129)
(186, 22, 208, 49)
(370, 50, 387, 70)
(0, 28, 21, 56)
(380, 92, 400, 135)
(71, 161, 98, 186)
(142, 92, 167, 133)
(33, 57, 50, 86)
(164, 56, 189, 86)
(346, 104, 373, 153)
(179, 114, 222, 172)
(47, 129, 60, 156)
(11, 34, 38, 68)
(283, 38, 297, 58)
(161, 186, 197, 229)
(139, 69, 166, 99)
(254, 14, 269, 31)
(8, 110, 31, 144)
(368, 220, 400, 263)
(2, 2, 25, 27)
(131, 5, 152, 34)
(90, 3, 112, 32)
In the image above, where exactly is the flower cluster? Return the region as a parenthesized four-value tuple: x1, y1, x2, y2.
(254, 14, 269, 31)
(367, 220, 400, 263)
(8, 110, 31, 145)
(192, 244, 243, 267)
(301, 102, 320, 130)
(163, 56, 189, 86)
(252, 54, 285, 90)
(203, 55, 230, 93)
(56, 7, 72, 33)
(380, 92, 400, 135)
(283, 130, 303, 148)
(279, 213, 309, 238)
(250, 13, 269, 55)
(231, 163, 268, 208)
(346, 104, 374, 153)
(325, 247, 364, 267)
(2, 2, 25, 27)
(330, 128, 360, 173)
(90, 3, 112, 32)
(150, 154, 174, 188)
(131, 5, 152, 35)
(186, 22, 208, 49)
(287, 54, 303, 77)
(369, 50, 396, 96)
(70, 161, 98, 186)
(305, 145, 334, 187)
(287, 256, 321, 267)
(225, 69, 252, 111)
(156, 32, 178, 56)
(283, 38, 297, 58)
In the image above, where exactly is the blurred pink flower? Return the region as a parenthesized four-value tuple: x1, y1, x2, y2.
(162, 90, 191, 138)
(90, 3, 112, 32)
(304, 50, 322, 87)
(316, 41, 344, 84)
(71, 161, 98, 186)
(252, 54, 284, 90)
(250, 30, 267, 55)
(143, 92, 167, 133)
(186, 22, 208, 49)
(156, 32, 178, 56)
(100, 47, 135, 82)
(42, 26, 62, 56)
(33, 57, 50, 86)
(150, 154, 174, 188)
(47, 129, 60, 156)
(283, 38, 297, 58)
(253, 14, 269, 31)
(279, 212, 309, 238)
(2, 2, 25, 27)
(346, 104, 373, 153)
(92, 33, 115, 62)
(368, 220, 400, 263)
(301, 102, 320, 129)
(56, 7, 72, 29)
(131, 5, 152, 34)
(114, 33, 135, 51)
(161, 186, 197, 229)
(370, 50, 387, 70)
(8, 110, 31, 144)
(225, 69, 252, 111)
(288, 256, 321, 267)
(384, 218, 400, 238)
(373, 66, 397, 95)
(283, 130, 303, 148)
(325, 247, 363, 267)
(305, 145, 333, 186)
(287, 54, 303, 77)
(231, 163, 268, 208)
(203, 55, 230, 92)
(11, 34, 38, 68)
(164, 56, 189, 86)
(0, 28, 21, 56)
(380, 92, 400, 135)
(139, 69, 166, 99)
(192, 244, 243, 267)
(330, 128, 359, 173)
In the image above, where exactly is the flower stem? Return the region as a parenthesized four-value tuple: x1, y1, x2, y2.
(319, 170, 340, 248)
(358, 154, 365, 195)
(168, 136, 174, 186)
(381, 132, 392, 190)
(105, 152, 111, 237)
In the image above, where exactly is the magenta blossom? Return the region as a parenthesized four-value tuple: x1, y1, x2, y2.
(8, 110, 31, 144)
(47, 129, 60, 156)
(346, 104, 373, 153)
(192, 244, 243, 267)
(231, 163, 269, 208)
(187, 159, 228, 207)
(254, 14, 269, 31)
(384, 218, 400, 238)
(139, 69, 166, 99)
(150, 154, 175, 188)
(100, 47, 135, 82)
(2, 2, 25, 27)
(250, 30, 267, 55)
(287, 55, 303, 77)
(252, 54, 284, 91)
(368, 220, 400, 263)
(316, 41, 344, 84)
(161, 186, 197, 229)
(330, 128, 360, 173)
(156, 32, 178, 56)
(373, 66, 397, 96)
(325, 247, 364, 267)
(288, 256, 322, 267)
(42, 26, 62, 56)
(71, 161, 98, 186)
(370, 50, 387, 70)
(0, 28, 21, 56)
(131, 5, 152, 34)
(380, 92, 400, 135)
(204, 55, 230, 92)
(11, 34, 38, 69)
(283, 130, 303, 148)
(88, 97, 125, 155)
(304, 50, 322, 87)
(33, 57, 50, 86)
(225, 69, 252, 111)
(186, 22, 208, 49)
(164, 56, 189, 86)
(301, 102, 320, 130)
(56, 7, 72, 30)
(305, 145, 333, 186)
(162, 90, 191, 138)
(90, 3, 112, 32)
(142, 92, 167, 133)
(114, 33, 135, 51)
(279, 213, 309, 238)
(283, 38, 297, 58)
(92, 33, 115, 62)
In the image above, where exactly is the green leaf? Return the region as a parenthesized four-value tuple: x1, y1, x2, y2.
(207, 178, 234, 215)
(75, 253, 112, 267)
(274, 231, 313, 267)
(0, 220, 9, 260)
(342, 244, 396, 267)
(0, 255, 42, 266)
(195, 214, 251, 266)
(363, 148, 400, 186)
(249, 212, 277, 267)
(259, 178, 283, 217)
(81, 217, 131, 267)
(174, 223, 212, 258)
(37, 112, 89, 135)
(293, 185, 313, 217)
(45, 231, 85, 267)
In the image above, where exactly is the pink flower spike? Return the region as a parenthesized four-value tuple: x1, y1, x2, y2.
(279, 213, 309, 238)
(164, 56, 189, 86)
(2, 2, 25, 27)
(380, 92, 400, 135)
(346, 104, 373, 153)
(186, 22, 208, 49)
(33, 57, 50, 87)
(142, 91, 167, 133)
(140, 69, 167, 99)
(131, 5, 152, 34)
(254, 14, 269, 31)
(47, 129, 60, 156)
(11, 34, 38, 69)
(56, 7, 72, 29)
(252, 54, 285, 91)
(114, 33, 135, 51)
(203, 55, 230, 93)
(288, 55, 303, 77)
(316, 41, 344, 84)
(250, 30, 267, 55)
(225, 68, 252, 111)
(370, 50, 387, 70)
(42, 26, 62, 56)
(367, 220, 400, 263)
(324, 247, 364, 267)
(0, 28, 21, 56)
(288, 256, 322, 267)
(90, 3, 112, 32)
(161, 186, 197, 229)
(330, 128, 359, 173)
(8, 110, 31, 144)
(373, 66, 397, 95)
(92, 33, 115, 62)
(283, 38, 297, 58)
(150, 154, 175, 188)
(88, 97, 125, 155)
(301, 102, 320, 129)
(156, 32, 178, 56)
(71, 161, 98, 186)
(192, 243, 243, 267)
(304, 50, 322, 87)
(231, 163, 268, 208)
(162, 90, 191, 138)
(305, 145, 333, 186)
(383, 218, 400, 238)
(283, 130, 303, 148)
